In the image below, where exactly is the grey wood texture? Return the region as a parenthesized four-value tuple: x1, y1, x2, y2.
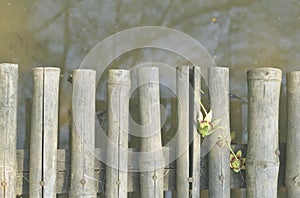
(138, 67, 165, 198)
(246, 68, 281, 198)
(176, 66, 190, 197)
(191, 67, 201, 197)
(29, 67, 60, 197)
(0, 63, 18, 198)
(286, 71, 300, 198)
(106, 69, 131, 198)
(70, 69, 97, 198)
(208, 67, 231, 198)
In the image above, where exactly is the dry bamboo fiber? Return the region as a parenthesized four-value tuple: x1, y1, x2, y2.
(29, 67, 60, 197)
(208, 67, 230, 198)
(286, 71, 300, 197)
(70, 69, 96, 198)
(191, 66, 201, 197)
(0, 63, 18, 198)
(138, 67, 165, 198)
(106, 69, 131, 197)
(176, 66, 190, 197)
(246, 68, 281, 198)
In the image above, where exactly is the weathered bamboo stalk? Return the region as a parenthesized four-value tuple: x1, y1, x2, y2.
(138, 67, 165, 198)
(29, 67, 60, 197)
(286, 71, 300, 197)
(70, 69, 96, 198)
(0, 63, 18, 198)
(29, 68, 43, 197)
(13, 144, 288, 194)
(208, 67, 230, 198)
(191, 66, 201, 197)
(106, 69, 131, 197)
(246, 68, 281, 197)
(176, 66, 190, 197)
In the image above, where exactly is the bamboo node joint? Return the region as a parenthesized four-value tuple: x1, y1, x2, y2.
(1, 181, 7, 187)
(80, 179, 86, 185)
(294, 175, 300, 186)
(217, 139, 226, 147)
(275, 149, 280, 156)
(40, 180, 45, 186)
(259, 162, 268, 169)
(219, 174, 224, 181)
(188, 177, 194, 183)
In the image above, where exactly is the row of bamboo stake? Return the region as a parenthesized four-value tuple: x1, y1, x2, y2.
(0, 63, 300, 197)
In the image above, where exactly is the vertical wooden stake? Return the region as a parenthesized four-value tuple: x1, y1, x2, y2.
(286, 71, 300, 197)
(70, 69, 96, 198)
(0, 63, 18, 198)
(246, 68, 281, 198)
(208, 67, 230, 198)
(176, 66, 190, 197)
(191, 66, 201, 197)
(106, 69, 131, 197)
(29, 67, 60, 197)
(138, 67, 165, 198)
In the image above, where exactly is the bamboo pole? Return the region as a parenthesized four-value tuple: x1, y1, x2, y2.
(138, 67, 165, 198)
(176, 66, 190, 197)
(208, 67, 230, 198)
(0, 63, 18, 198)
(14, 144, 288, 194)
(246, 68, 281, 197)
(191, 66, 201, 197)
(29, 67, 60, 197)
(70, 69, 96, 198)
(106, 69, 131, 197)
(286, 71, 300, 197)
(29, 67, 44, 196)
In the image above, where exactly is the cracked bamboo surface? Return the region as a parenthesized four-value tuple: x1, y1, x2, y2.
(246, 68, 281, 198)
(208, 67, 231, 198)
(138, 67, 165, 198)
(106, 69, 131, 198)
(286, 71, 300, 198)
(0, 63, 18, 198)
(29, 67, 60, 197)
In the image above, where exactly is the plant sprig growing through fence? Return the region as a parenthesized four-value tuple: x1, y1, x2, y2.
(195, 90, 246, 173)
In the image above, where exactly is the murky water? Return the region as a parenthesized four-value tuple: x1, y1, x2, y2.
(1, 0, 299, 197)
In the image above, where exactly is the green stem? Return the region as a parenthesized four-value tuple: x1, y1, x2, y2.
(199, 101, 208, 116)
(194, 90, 208, 116)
